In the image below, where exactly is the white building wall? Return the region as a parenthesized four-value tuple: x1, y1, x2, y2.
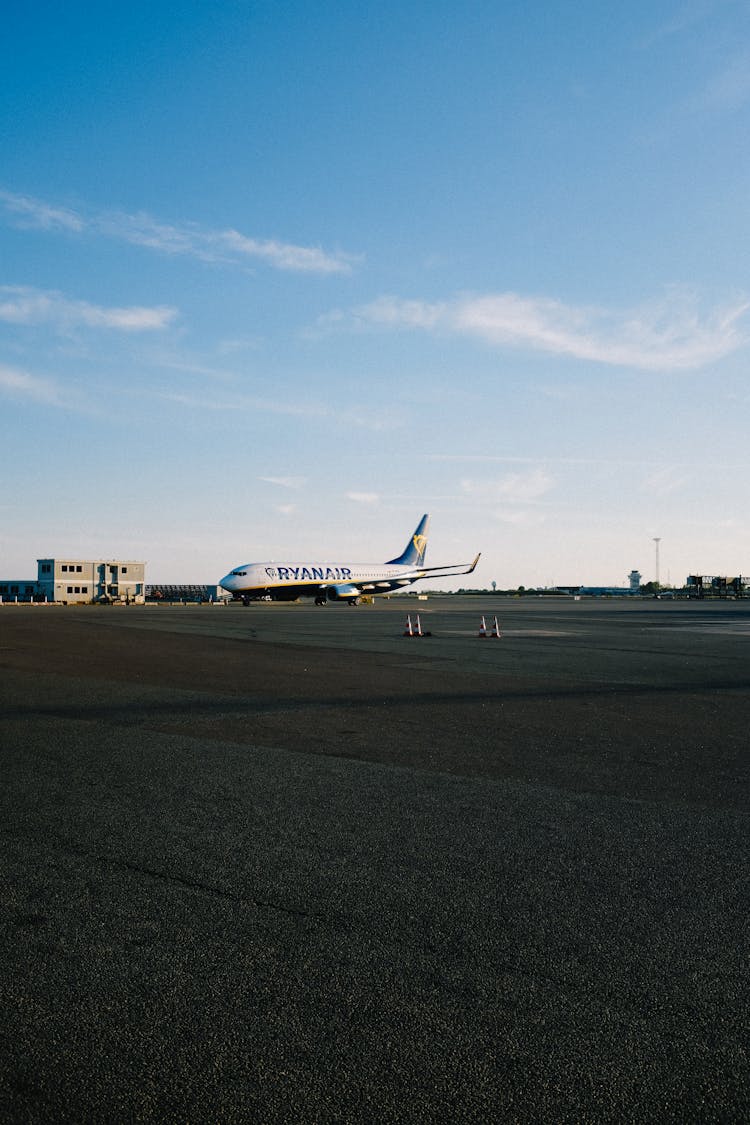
(36, 559, 146, 603)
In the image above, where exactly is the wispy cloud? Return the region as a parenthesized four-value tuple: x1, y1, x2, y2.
(460, 472, 555, 529)
(149, 355, 238, 382)
(641, 0, 750, 126)
(461, 469, 555, 504)
(346, 288, 749, 371)
(539, 382, 583, 402)
(155, 389, 329, 417)
(0, 362, 64, 406)
(153, 389, 400, 432)
(698, 50, 750, 112)
(217, 336, 261, 356)
(346, 491, 380, 504)
(0, 189, 83, 232)
(0, 189, 358, 276)
(260, 475, 307, 489)
(640, 465, 692, 497)
(641, 1, 730, 46)
(431, 452, 750, 473)
(217, 228, 356, 274)
(493, 508, 547, 527)
(0, 285, 176, 332)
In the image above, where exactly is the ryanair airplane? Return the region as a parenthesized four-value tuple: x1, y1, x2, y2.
(219, 514, 480, 605)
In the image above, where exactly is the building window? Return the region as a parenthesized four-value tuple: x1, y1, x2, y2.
(76, 565, 82, 573)
(81, 586, 88, 594)
(62, 564, 68, 572)
(122, 567, 128, 574)
(41, 563, 51, 574)
(67, 586, 73, 594)
(0, 585, 7, 594)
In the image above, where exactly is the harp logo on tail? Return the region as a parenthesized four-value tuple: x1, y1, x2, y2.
(412, 533, 427, 562)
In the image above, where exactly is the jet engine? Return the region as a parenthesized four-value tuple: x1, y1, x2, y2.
(325, 583, 361, 604)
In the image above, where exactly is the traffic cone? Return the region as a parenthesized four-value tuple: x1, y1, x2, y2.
(414, 614, 423, 636)
(478, 615, 488, 637)
(490, 615, 502, 638)
(404, 614, 414, 637)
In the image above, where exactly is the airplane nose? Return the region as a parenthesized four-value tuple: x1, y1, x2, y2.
(219, 572, 235, 590)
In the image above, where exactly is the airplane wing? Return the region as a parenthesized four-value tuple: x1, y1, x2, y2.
(411, 553, 481, 580)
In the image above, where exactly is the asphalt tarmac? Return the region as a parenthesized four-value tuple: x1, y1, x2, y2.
(1, 597, 748, 1122)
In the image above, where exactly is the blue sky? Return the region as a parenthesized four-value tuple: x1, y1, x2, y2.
(2, 1, 749, 587)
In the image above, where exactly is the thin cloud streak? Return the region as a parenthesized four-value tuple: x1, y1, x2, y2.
(461, 469, 555, 504)
(459, 470, 557, 531)
(640, 465, 692, 497)
(155, 390, 330, 417)
(346, 492, 380, 504)
(260, 476, 307, 489)
(699, 50, 750, 112)
(640, 1, 731, 47)
(0, 189, 83, 231)
(430, 453, 750, 470)
(0, 189, 358, 276)
(350, 288, 749, 371)
(219, 229, 355, 274)
(153, 390, 401, 432)
(493, 508, 547, 527)
(0, 286, 176, 332)
(0, 362, 64, 406)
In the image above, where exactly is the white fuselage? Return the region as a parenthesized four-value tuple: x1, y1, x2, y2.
(219, 560, 419, 601)
(218, 514, 479, 604)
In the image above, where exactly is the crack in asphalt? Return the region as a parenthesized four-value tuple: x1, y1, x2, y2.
(117, 857, 334, 923)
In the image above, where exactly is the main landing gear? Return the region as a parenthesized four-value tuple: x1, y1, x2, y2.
(314, 592, 361, 605)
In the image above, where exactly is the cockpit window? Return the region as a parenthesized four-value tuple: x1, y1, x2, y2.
(232, 570, 247, 576)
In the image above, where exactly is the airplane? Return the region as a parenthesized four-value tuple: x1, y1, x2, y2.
(219, 514, 480, 605)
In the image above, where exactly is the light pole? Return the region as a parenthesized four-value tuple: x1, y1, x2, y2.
(653, 537, 661, 588)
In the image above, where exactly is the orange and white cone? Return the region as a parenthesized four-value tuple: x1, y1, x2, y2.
(478, 615, 488, 637)
(414, 614, 423, 637)
(490, 615, 502, 638)
(404, 614, 414, 637)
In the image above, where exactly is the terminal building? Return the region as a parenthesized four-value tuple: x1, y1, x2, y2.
(0, 558, 145, 603)
(555, 570, 642, 597)
(686, 575, 745, 598)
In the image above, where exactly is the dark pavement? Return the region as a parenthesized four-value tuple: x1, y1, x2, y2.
(0, 599, 748, 1121)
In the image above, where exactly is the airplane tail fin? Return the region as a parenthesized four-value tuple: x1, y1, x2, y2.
(387, 514, 430, 566)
